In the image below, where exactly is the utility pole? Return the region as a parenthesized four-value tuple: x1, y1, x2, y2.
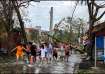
(49, 7, 53, 42)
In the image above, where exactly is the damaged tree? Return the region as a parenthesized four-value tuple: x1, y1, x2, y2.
(79, 0, 105, 63)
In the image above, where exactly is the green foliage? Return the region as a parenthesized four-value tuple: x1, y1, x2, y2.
(12, 27, 22, 32)
(0, 18, 7, 42)
(53, 29, 76, 43)
(54, 16, 86, 44)
(80, 44, 84, 50)
(78, 69, 90, 74)
(30, 30, 39, 42)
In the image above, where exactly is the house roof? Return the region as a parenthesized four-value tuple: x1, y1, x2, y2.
(25, 28, 38, 32)
(92, 21, 105, 33)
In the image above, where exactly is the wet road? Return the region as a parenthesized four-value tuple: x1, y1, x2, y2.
(0, 52, 81, 73)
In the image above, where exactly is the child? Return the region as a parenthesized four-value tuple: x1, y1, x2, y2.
(25, 44, 31, 64)
(64, 44, 70, 62)
(44, 43, 48, 63)
(30, 45, 36, 64)
(60, 43, 65, 61)
(11, 43, 26, 64)
(47, 43, 53, 63)
(40, 44, 47, 64)
(53, 47, 58, 61)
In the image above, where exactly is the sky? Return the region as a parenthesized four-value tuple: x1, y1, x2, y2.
(23, 1, 105, 31)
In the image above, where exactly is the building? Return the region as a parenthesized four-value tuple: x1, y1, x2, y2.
(25, 27, 49, 43)
(35, 26, 41, 31)
(92, 21, 105, 61)
(25, 28, 39, 42)
(40, 30, 50, 42)
(0, 28, 22, 52)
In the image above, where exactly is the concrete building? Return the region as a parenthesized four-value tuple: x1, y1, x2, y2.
(92, 21, 105, 61)
(25, 27, 49, 43)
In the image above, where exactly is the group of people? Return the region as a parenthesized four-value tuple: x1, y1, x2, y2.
(11, 42, 72, 65)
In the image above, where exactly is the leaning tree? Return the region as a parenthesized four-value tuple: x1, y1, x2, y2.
(0, 0, 39, 50)
(78, 0, 105, 62)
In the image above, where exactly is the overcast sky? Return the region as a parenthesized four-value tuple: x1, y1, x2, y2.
(23, 1, 105, 31)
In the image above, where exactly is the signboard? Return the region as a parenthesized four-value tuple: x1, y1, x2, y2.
(96, 36, 104, 49)
(96, 50, 104, 60)
(96, 36, 104, 61)
(104, 37, 105, 62)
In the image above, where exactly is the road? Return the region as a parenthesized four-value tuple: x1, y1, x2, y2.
(0, 51, 81, 73)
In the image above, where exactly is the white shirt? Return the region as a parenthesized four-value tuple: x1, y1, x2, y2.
(40, 48, 47, 57)
(49, 43, 52, 49)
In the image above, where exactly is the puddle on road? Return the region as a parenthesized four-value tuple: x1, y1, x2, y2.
(49, 62, 67, 73)
(34, 68, 40, 73)
(0, 53, 81, 73)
